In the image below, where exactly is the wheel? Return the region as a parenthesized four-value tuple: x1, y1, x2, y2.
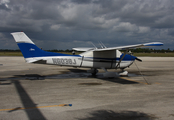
(92, 72, 97, 76)
(91, 68, 98, 76)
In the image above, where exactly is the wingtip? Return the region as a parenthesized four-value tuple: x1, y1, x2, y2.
(144, 42, 163, 46)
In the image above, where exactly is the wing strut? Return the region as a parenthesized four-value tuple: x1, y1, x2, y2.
(115, 49, 129, 69)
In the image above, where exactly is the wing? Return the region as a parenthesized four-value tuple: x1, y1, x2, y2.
(72, 47, 95, 51)
(94, 42, 163, 51)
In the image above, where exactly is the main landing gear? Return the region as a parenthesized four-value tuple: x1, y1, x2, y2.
(87, 68, 98, 76)
(101, 67, 118, 78)
(87, 68, 128, 77)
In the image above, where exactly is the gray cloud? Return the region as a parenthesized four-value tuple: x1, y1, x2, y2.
(0, 0, 173, 50)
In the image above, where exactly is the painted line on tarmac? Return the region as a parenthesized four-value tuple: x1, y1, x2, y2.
(0, 104, 72, 112)
(120, 77, 149, 85)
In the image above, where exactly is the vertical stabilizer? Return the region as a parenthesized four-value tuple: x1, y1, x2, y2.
(11, 32, 34, 44)
(11, 32, 69, 58)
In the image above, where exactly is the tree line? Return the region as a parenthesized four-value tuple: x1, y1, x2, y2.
(130, 48, 174, 53)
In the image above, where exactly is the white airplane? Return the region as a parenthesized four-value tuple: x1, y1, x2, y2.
(11, 32, 163, 77)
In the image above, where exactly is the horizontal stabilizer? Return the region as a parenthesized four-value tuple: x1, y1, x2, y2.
(26, 59, 42, 63)
(26, 59, 47, 64)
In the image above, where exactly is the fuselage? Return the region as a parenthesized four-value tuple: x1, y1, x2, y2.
(25, 49, 136, 69)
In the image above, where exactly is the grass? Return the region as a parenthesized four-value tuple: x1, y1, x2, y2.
(0, 52, 23, 56)
(0, 51, 173, 57)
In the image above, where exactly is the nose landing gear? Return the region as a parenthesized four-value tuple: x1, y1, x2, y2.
(119, 69, 128, 76)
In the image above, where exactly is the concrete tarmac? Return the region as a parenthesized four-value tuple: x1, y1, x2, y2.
(0, 57, 174, 120)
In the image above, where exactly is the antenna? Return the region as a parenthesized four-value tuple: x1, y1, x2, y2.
(100, 41, 107, 48)
(90, 42, 97, 49)
(98, 41, 104, 48)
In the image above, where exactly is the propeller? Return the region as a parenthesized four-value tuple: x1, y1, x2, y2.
(135, 57, 142, 62)
(128, 50, 142, 62)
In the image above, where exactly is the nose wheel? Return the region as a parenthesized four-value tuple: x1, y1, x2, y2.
(119, 69, 128, 76)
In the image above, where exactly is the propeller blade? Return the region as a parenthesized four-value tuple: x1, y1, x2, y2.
(135, 57, 142, 62)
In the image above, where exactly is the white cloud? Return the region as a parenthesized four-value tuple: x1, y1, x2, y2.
(0, 0, 9, 4)
(138, 26, 150, 33)
(112, 22, 138, 32)
(0, 0, 174, 49)
(50, 24, 61, 30)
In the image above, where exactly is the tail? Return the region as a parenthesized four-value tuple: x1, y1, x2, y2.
(11, 32, 70, 59)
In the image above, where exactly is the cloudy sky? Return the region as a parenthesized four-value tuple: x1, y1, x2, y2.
(0, 0, 174, 50)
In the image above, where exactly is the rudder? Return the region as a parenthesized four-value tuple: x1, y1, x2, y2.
(11, 32, 67, 58)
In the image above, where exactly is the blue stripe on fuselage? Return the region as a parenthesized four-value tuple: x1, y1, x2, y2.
(17, 43, 80, 58)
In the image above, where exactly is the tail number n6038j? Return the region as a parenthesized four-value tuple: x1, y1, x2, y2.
(52, 58, 76, 65)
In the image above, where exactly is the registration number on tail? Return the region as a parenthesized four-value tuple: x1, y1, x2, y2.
(52, 58, 76, 65)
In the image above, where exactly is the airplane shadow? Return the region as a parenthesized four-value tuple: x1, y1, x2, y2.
(9, 80, 47, 120)
(12, 80, 46, 119)
(0, 69, 139, 84)
(68, 69, 139, 84)
(99, 77, 138, 84)
(0, 74, 45, 82)
(0, 83, 11, 85)
(1, 76, 46, 120)
(14, 74, 45, 80)
(77, 110, 157, 120)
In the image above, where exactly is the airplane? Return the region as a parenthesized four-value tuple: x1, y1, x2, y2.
(11, 32, 163, 77)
